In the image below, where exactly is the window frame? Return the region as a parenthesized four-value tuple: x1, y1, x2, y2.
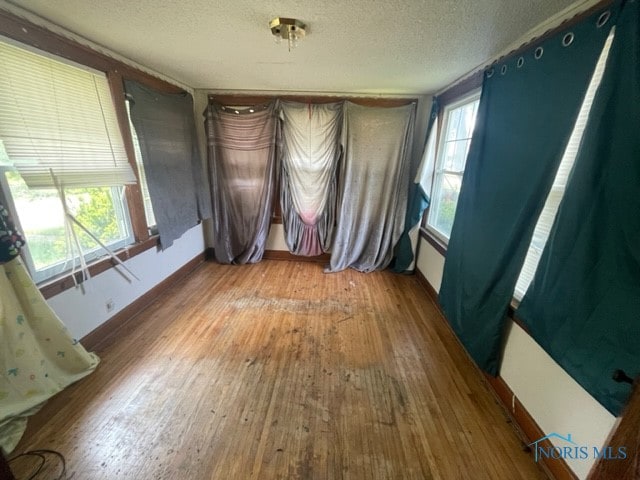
(0, 169, 136, 283)
(424, 89, 481, 245)
(0, 9, 185, 295)
(125, 97, 158, 232)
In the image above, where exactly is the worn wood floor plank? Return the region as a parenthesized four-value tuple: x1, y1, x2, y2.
(11, 260, 547, 479)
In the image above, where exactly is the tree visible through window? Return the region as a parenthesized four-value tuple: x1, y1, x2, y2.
(1, 170, 133, 283)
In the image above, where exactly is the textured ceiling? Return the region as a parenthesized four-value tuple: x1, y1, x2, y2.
(6, 0, 583, 94)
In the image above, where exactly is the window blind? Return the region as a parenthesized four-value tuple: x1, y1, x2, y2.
(0, 38, 136, 188)
(514, 31, 615, 300)
(0, 140, 11, 167)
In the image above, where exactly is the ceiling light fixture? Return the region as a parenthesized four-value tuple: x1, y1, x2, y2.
(270, 17, 306, 52)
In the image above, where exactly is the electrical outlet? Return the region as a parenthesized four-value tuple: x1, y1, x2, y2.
(106, 299, 115, 313)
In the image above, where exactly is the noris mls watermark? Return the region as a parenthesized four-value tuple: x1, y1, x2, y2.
(528, 433, 627, 462)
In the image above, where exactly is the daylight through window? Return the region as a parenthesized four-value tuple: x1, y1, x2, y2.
(0, 37, 137, 283)
(427, 91, 481, 241)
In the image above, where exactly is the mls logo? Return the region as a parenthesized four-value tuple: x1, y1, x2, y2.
(528, 433, 627, 462)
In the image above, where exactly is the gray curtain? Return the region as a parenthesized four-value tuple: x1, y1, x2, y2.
(125, 81, 211, 249)
(205, 102, 278, 264)
(328, 102, 416, 272)
(280, 101, 342, 256)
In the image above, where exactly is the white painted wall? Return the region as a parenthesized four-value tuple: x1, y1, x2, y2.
(415, 238, 445, 292)
(47, 224, 205, 340)
(415, 237, 616, 480)
(501, 323, 617, 478)
(265, 223, 288, 251)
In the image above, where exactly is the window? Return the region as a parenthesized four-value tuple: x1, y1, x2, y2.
(513, 31, 614, 300)
(126, 99, 157, 230)
(0, 169, 133, 283)
(427, 91, 481, 241)
(0, 37, 137, 283)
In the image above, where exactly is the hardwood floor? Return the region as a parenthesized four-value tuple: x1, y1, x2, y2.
(11, 260, 547, 479)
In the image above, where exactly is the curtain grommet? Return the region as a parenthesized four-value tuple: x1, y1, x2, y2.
(534, 46, 544, 60)
(517, 57, 525, 68)
(500, 65, 507, 75)
(486, 68, 495, 78)
(562, 32, 575, 47)
(597, 11, 611, 28)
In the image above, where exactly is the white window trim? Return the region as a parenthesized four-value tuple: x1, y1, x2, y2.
(426, 89, 481, 244)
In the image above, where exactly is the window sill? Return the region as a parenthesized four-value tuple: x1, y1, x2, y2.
(418, 227, 532, 335)
(39, 235, 159, 300)
(419, 227, 448, 256)
(508, 299, 532, 334)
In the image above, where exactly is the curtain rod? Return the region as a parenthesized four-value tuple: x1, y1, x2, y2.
(435, 0, 614, 97)
(207, 94, 418, 108)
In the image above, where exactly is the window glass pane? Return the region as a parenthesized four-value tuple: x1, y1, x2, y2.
(430, 173, 463, 237)
(456, 100, 479, 139)
(5, 170, 133, 280)
(446, 108, 462, 141)
(5, 170, 64, 271)
(442, 138, 472, 172)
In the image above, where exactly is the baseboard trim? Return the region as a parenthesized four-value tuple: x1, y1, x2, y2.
(414, 268, 438, 304)
(414, 268, 577, 480)
(262, 250, 330, 263)
(81, 252, 206, 351)
(485, 374, 578, 480)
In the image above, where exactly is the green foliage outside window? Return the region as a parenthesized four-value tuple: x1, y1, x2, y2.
(5, 170, 125, 271)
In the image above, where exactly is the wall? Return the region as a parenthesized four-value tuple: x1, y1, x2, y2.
(415, 237, 616, 479)
(193, 89, 433, 251)
(47, 224, 205, 340)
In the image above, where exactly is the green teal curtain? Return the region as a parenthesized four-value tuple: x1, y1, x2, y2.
(517, 0, 639, 416)
(439, 4, 618, 375)
(393, 99, 439, 273)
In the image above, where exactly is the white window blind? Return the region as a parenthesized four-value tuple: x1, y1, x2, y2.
(514, 30, 615, 300)
(0, 38, 136, 188)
